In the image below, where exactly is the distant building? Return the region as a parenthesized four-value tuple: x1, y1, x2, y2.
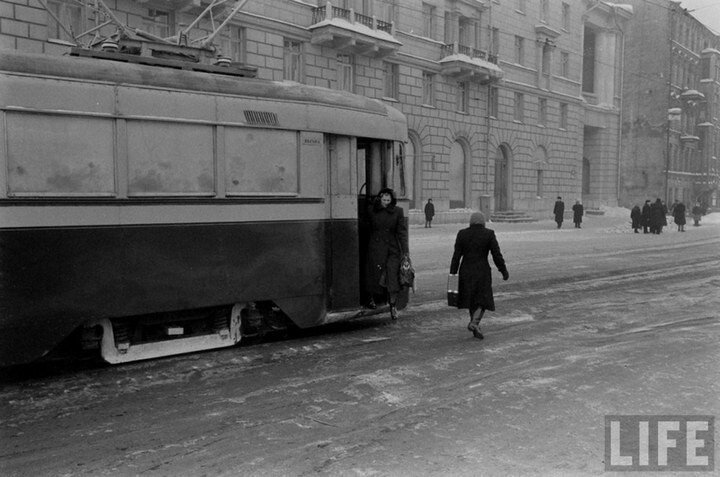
(620, 0, 720, 209)
(0, 0, 631, 216)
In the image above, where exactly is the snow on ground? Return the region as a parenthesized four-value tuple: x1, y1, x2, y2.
(702, 211, 720, 224)
(598, 205, 631, 217)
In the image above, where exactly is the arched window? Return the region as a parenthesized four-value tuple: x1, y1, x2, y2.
(449, 140, 467, 208)
(582, 157, 591, 194)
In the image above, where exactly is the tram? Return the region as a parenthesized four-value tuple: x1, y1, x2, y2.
(0, 50, 409, 366)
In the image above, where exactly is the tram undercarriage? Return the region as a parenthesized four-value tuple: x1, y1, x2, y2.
(81, 302, 292, 364)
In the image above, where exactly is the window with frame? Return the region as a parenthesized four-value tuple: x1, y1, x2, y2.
(337, 54, 354, 92)
(540, 0, 549, 23)
(422, 3, 435, 39)
(284, 39, 303, 82)
(560, 102, 568, 129)
(141, 9, 172, 39)
(459, 16, 477, 49)
(47, 0, 83, 42)
(457, 81, 469, 113)
(539, 98, 547, 125)
(536, 170, 544, 196)
(514, 92, 524, 122)
(515, 36, 524, 65)
(541, 43, 551, 76)
(444, 12, 453, 44)
(384, 62, 399, 99)
(562, 3, 570, 30)
(489, 87, 499, 118)
(384, 0, 398, 25)
(220, 26, 246, 63)
(560, 51, 569, 77)
(422, 72, 435, 106)
(491, 27, 500, 57)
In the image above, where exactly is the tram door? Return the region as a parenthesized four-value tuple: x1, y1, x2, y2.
(356, 138, 409, 309)
(327, 135, 361, 310)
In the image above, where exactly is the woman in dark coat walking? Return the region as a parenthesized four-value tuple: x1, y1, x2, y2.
(449, 212, 509, 339)
(672, 200, 686, 232)
(365, 188, 408, 320)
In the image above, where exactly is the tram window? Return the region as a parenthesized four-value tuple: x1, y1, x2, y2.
(6, 112, 115, 195)
(225, 128, 298, 195)
(127, 121, 214, 195)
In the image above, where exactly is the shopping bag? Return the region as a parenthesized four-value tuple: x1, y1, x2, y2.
(447, 274, 459, 307)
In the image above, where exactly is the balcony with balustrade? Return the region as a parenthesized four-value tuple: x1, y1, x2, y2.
(439, 42, 503, 84)
(309, 2, 401, 58)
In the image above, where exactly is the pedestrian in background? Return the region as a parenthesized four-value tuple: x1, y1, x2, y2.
(631, 204, 642, 233)
(672, 200, 686, 232)
(692, 202, 703, 226)
(649, 198, 665, 234)
(572, 200, 584, 228)
(641, 199, 651, 233)
(449, 212, 509, 340)
(424, 198, 435, 228)
(365, 187, 408, 320)
(553, 196, 565, 229)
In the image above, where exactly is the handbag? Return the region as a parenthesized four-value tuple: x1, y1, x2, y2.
(399, 254, 415, 292)
(447, 274, 459, 307)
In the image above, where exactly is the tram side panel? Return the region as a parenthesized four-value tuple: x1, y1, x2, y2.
(0, 217, 326, 366)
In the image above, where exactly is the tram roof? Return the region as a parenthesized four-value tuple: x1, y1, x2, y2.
(0, 51, 405, 127)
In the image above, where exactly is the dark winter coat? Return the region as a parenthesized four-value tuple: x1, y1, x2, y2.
(641, 202, 651, 226)
(365, 201, 408, 295)
(449, 224, 507, 311)
(424, 201, 435, 220)
(673, 202, 686, 225)
(649, 199, 666, 230)
(553, 200, 565, 223)
(631, 206, 642, 229)
(572, 203, 584, 224)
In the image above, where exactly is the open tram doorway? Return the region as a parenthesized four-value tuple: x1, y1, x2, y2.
(356, 137, 409, 311)
(494, 144, 512, 211)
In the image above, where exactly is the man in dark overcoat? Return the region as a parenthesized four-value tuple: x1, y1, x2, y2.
(365, 188, 408, 319)
(424, 198, 435, 228)
(649, 198, 665, 234)
(631, 204, 642, 233)
(449, 212, 509, 340)
(572, 200, 584, 228)
(641, 200, 651, 233)
(553, 196, 565, 229)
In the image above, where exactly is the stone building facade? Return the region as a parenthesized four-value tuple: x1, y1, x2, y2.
(620, 0, 720, 209)
(1, 0, 631, 217)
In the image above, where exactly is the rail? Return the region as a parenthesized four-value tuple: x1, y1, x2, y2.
(311, 2, 395, 36)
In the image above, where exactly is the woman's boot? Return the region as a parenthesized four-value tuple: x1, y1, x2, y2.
(467, 310, 484, 339)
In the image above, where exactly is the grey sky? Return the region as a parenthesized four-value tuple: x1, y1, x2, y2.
(680, 0, 720, 35)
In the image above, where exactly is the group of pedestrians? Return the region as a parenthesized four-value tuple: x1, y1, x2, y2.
(553, 197, 584, 229)
(630, 198, 704, 234)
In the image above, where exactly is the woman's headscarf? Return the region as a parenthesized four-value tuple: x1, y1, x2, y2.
(470, 211, 486, 225)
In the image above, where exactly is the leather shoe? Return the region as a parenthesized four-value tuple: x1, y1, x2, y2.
(366, 298, 376, 309)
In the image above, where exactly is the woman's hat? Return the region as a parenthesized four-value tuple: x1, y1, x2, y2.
(470, 212, 486, 225)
